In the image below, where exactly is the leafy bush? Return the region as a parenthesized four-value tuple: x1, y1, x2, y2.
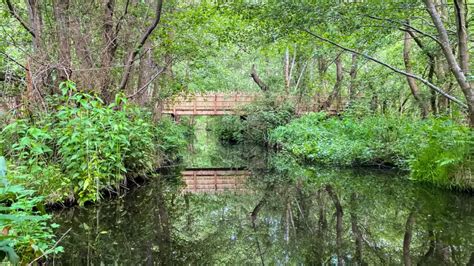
(1, 160, 60, 264)
(213, 96, 296, 144)
(155, 116, 191, 164)
(212, 115, 244, 144)
(270, 113, 473, 190)
(407, 120, 473, 189)
(1, 82, 158, 205)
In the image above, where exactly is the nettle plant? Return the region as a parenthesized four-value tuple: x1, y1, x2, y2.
(1, 81, 157, 205)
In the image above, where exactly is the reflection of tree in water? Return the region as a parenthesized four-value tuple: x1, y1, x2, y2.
(52, 158, 474, 264)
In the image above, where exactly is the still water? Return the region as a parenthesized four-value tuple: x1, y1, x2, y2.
(51, 119, 474, 265)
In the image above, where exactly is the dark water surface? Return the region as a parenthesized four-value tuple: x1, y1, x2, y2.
(51, 119, 474, 265)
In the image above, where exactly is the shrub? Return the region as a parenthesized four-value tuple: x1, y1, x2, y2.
(1, 82, 158, 205)
(212, 115, 244, 144)
(270, 113, 473, 190)
(155, 116, 191, 164)
(407, 119, 473, 190)
(0, 160, 61, 264)
(213, 96, 296, 145)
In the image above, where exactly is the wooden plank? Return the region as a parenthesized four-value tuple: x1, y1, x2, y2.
(182, 170, 250, 176)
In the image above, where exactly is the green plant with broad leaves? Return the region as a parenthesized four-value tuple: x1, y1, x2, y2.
(270, 113, 473, 190)
(0, 81, 186, 205)
(0, 157, 61, 264)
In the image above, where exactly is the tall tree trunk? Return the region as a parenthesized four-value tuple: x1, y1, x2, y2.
(320, 54, 343, 110)
(100, 0, 117, 101)
(25, 0, 48, 105)
(53, 0, 71, 86)
(403, 29, 429, 118)
(135, 42, 153, 105)
(26, 0, 43, 51)
(454, 0, 469, 74)
(424, 0, 474, 126)
(428, 59, 437, 114)
(348, 53, 358, 104)
(284, 47, 290, 92)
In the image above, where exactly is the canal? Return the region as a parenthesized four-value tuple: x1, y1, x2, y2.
(51, 118, 474, 265)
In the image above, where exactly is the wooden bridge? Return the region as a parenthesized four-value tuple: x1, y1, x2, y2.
(162, 93, 343, 117)
(181, 168, 250, 193)
(163, 93, 256, 116)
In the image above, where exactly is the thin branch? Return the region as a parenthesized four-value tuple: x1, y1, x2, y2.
(127, 59, 173, 99)
(4, 0, 36, 37)
(295, 60, 308, 89)
(301, 28, 467, 108)
(365, 15, 441, 45)
(28, 228, 72, 265)
(118, 0, 164, 91)
(250, 64, 269, 91)
(0, 51, 27, 70)
(115, 0, 131, 35)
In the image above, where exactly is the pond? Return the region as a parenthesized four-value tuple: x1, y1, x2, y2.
(50, 118, 474, 265)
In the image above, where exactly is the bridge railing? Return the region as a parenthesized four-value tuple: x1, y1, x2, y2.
(162, 93, 345, 116)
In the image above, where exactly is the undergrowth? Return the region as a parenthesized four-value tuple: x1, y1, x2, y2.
(1, 81, 189, 205)
(0, 158, 61, 264)
(269, 112, 473, 190)
(212, 96, 296, 145)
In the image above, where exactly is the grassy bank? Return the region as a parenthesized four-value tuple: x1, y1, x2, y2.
(269, 112, 473, 190)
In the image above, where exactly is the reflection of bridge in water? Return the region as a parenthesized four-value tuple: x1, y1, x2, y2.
(182, 168, 251, 193)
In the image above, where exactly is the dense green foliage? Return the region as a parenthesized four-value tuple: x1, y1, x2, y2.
(270, 113, 473, 190)
(1, 82, 188, 206)
(213, 96, 296, 144)
(155, 116, 193, 164)
(1, 0, 473, 263)
(0, 160, 60, 264)
(0, 82, 192, 263)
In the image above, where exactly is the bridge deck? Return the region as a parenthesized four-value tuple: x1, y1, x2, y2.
(163, 93, 343, 116)
(163, 94, 257, 116)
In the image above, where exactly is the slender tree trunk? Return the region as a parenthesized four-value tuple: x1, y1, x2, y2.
(321, 54, 343, 110)
(424, 0, 474, 126)
(136, 45, 150, 105)
(26, 0, 43, 51)
(100, 0, 117, 100)
(403, 29, 429, 118)
(284, 47, 290, 92)
(454, 0, 469, 74)
(428, 59, 437, 114)
(53, 0, 71, 86)
(348, 53, 358, 104)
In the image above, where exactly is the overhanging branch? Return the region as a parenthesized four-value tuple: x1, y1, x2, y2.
(301, 28, 467, 108)
(5, 0, 36, 37)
